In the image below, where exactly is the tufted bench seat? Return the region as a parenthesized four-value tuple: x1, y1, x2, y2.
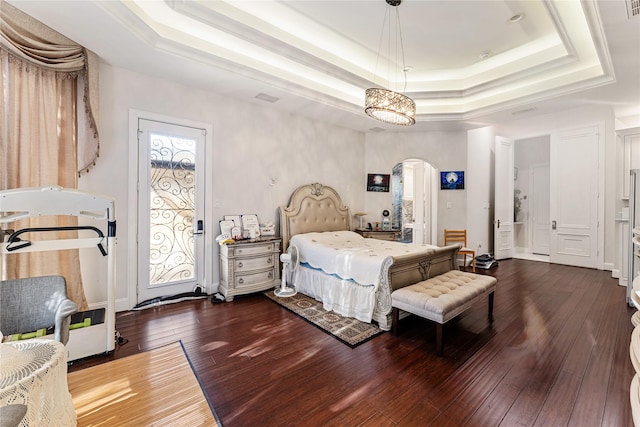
(391, 270, 497, 356)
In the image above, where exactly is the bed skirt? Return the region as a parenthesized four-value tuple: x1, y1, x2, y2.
(294, 264, 377, 323)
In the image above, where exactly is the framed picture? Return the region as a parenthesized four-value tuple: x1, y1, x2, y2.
(241, 214, 260, 231)
(224, 215, 242, 228)
(219, 220, 234, 236)
(440, 171, 465, 190)
(367, 173, 390, 192)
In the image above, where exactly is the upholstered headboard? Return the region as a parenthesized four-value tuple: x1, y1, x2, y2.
(279, 183, 351, 250)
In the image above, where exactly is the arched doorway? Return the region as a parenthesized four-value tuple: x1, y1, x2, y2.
(392, 159, 438, 245)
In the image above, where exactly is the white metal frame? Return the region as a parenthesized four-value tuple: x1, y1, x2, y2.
(0, 186, 116, 361)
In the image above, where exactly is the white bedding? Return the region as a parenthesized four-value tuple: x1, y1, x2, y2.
(294, 265, 375, 322)
(290, 230, 436, 290)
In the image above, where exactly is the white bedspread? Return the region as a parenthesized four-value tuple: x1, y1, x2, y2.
(290, 230, 436, 290)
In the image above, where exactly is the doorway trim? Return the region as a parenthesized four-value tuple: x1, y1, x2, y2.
(127, 109, 214, 309)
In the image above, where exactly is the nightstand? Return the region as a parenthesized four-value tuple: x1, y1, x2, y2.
(354, 229, 401, 241)
(219, 237, 281, 301)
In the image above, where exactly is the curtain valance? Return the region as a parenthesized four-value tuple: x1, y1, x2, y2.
(1, 1, 100, 175)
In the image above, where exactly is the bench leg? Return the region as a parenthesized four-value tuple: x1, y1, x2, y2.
(436, 323, 443, 356)
(488, 291, 494, 321)
(392, 307, 399, 336)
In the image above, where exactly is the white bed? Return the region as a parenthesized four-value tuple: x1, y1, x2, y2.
(279, 183, 449, 330)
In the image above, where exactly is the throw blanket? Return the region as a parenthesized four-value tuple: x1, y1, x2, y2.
(290, 231, 436, 289)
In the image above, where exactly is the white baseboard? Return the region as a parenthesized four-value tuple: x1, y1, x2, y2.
(115, 297, 130, 313)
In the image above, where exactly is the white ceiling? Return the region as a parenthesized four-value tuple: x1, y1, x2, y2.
(8, 0, 640, 132)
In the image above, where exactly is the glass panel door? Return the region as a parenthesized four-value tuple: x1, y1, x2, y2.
(137, 119, 206, 303)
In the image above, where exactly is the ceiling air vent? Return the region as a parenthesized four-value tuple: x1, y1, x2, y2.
(511, 107, 537, 116)
(255, 93, 279, 103)
(627, 0, 640, 18)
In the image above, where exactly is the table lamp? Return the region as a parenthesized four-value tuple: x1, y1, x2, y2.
(355, 212, 367, 230)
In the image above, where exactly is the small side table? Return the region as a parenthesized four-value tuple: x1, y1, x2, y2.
(355, 228, 401, 241)
(219, 236, 281, 301)
(0, 339, 76, 426)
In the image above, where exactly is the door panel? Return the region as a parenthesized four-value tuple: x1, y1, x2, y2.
(531, 164, 550, 255)
(494, 137, 514, 260)
(137, 119, 206, 303)
(550, 126, 599, 268)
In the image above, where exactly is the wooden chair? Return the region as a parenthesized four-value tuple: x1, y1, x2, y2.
(444, 229, 476, 272)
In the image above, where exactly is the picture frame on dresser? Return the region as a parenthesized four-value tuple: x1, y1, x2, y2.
(241, 214, 260, 236)
(224, 215, 242, 228)
(219, 220, 234, 236)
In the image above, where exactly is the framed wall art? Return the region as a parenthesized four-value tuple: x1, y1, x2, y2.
(367, 173, 390, 192)
(440, 171, 465, 190)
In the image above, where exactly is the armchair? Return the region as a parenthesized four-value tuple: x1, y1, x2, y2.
(0, 275, 78, 345)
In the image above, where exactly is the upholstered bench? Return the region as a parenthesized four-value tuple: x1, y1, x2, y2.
(391, 270, 497, 356)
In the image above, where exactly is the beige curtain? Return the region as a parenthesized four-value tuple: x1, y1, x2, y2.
(1, 2, 101, 310)
(0, 0, 100, 174)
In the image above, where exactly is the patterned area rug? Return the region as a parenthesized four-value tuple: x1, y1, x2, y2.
(264, 291, 385, 348)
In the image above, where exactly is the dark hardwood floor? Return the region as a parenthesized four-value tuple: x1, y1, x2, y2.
(69, 259, 636, 426)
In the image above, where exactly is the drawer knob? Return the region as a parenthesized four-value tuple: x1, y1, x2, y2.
(267, 257, 272, 264)
(238, 262, 243, 268)
(238, 278, 244, 284)
(268, 272, 273, 279)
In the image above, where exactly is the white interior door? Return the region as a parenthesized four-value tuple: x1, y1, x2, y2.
(413, 162, 426, 245)
(136, 119, 207, 303)
(395, 159, 437, 245)
(549, 126, 599, 268)
(531, 163, 550, 255)
(494, 136, 514, 260)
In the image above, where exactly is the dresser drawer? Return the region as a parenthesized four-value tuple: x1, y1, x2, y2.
(234, 254, 276, 272)
(235, 269, 275, 289)
(230, 242, 277, 257)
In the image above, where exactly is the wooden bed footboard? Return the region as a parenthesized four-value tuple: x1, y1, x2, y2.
(373, 244, 462, 330)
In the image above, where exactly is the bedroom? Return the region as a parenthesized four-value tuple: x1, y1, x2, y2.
(1, 0, 639, 424)
(3, 0, 637, 312)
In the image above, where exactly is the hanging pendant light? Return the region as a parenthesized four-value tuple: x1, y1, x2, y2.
(364, 0, 416, 126)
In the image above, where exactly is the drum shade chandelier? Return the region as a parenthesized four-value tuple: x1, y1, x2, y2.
(364, 0, 416, 126)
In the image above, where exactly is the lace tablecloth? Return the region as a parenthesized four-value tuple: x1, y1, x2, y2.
(0, 339, 77, 426)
